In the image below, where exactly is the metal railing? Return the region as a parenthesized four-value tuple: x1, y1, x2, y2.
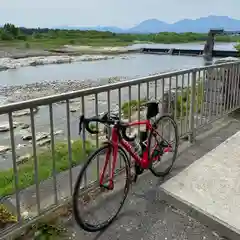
(0, 60, 240, 238)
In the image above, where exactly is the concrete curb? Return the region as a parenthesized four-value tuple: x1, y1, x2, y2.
(160, 188, 240, 240)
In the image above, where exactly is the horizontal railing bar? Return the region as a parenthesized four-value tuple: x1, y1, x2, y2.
(0, 61, 239, 114)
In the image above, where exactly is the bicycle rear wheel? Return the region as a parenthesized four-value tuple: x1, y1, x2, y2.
(148, 115, 178, 177)
(73, 142, 131, 232)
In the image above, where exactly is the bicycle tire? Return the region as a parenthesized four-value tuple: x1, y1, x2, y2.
(73, 142, 131, 232)
(148, 115, 179, 177)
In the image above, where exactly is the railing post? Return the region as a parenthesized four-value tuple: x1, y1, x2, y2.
(189, 70, 197, 143)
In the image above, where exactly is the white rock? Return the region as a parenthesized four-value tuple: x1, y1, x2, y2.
(36, 132, 48, 141)
(0, 145, 11, 153)
(17, 154, 31, 165)
(54, 130, 63, 135)
(37, 138, 51, 146)
(21, 211, 29, 220)
(13, 108, 38, 117)
(21, 131, 32, 140)
(22, 131, 49, 141)
(0, 121, 19, 132)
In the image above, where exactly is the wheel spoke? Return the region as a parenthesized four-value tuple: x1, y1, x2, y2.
(148, 115, 178, 177)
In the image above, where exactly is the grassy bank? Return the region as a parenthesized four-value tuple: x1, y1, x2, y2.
(235, 43, 240, 52)
(175, 80, 204, 118)
(121, 80, 204, 119)
(0, 139, 95, 197)
(1, 23, 240, 50)
(121, 99, 147, 118)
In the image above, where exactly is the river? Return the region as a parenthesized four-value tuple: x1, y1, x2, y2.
(0, 42, 236, 86)
(0, 42, 237, 169)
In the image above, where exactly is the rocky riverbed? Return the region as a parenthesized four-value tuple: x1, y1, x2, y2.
(0, 76, 130, 102)
(0, 55, 119, 71)
(0, 45, 138, 71)
(0, 45, 137, 58)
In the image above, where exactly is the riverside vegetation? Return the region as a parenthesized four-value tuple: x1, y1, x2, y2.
(121, 80, 204, 119)
(1, 23, 240, 49)
(235, 43, 240, 52)
(0, 202, 72, 238)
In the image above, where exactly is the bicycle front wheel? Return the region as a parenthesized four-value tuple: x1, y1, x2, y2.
(148, 115, 178, 177)
(73, 142, 131, 232)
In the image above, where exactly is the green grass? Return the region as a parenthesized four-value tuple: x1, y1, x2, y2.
(0, 139, 95, 197)
(175, 80, 204, 119)
(121, 80, 204, 120)
(0, 38, 132, 50)
(235, 42, 240, 52)
(89, 122, 98, 132)
(121, 99, 147, 118)
(5, 35, 240, 50)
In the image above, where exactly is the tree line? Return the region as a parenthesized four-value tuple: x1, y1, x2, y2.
(0, 23, 239, 45)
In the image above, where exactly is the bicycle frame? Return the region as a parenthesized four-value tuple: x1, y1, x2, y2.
(99, 119, 171, 188)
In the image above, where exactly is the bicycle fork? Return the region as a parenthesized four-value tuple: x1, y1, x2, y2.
(99, 130, 119, 190)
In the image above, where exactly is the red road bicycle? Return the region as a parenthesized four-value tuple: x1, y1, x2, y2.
(73, 100, 178, 232)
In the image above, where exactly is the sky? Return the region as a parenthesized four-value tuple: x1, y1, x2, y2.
(0, 0, 239, 28)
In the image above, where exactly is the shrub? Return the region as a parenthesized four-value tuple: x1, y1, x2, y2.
(0, 204, 17, 229)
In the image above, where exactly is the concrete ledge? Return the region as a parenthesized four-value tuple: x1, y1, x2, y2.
(161, 130, 240, 240)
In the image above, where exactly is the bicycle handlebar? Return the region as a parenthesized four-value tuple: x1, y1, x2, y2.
(79, 115, 136, 142)
(79, 115, 115, 135)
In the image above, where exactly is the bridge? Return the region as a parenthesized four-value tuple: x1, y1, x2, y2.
(1, 61, 240, 239)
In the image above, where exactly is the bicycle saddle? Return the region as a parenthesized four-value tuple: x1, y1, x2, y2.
(146, 99, 159, 105)
(145, 100, 159, 119)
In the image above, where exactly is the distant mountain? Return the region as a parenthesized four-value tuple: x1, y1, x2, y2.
(169, 16, 240, 33)
(128, 19, 169, 33)
(54, 15, 240, 33)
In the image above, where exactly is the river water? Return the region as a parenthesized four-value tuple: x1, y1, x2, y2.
(0, 42, 237, 86)
(0, 42, 237, 169)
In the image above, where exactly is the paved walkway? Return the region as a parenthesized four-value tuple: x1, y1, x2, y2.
(64, 118, 240, 240)
(162, 130, 240, 240)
